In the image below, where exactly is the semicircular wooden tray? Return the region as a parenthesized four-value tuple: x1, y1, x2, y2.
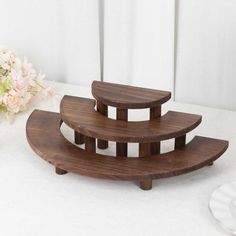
(26, 81, 229, 190)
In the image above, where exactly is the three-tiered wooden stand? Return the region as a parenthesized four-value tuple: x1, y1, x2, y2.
(26, 81, 228, 190)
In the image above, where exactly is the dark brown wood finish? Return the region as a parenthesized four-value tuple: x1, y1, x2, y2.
(74, 131, 84, 145)
(150, 106, 161, 119)
(60, 96, 202, 143)
(139, 143, 151, 157)
(175, 135, 186, 149)
(26, 110, 228, 184)
(92, 80, 171, 109)
(97, 100, 108, 149)
(150, 106, 161, 155)
(139, 143, 152, 190)
(85, 136, 96, 153)
(116, 108, 128, 157)
(55, 167, 68, 175)
(117, 108, 128, 120)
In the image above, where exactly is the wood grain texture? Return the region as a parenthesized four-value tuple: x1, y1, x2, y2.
(175, 135, 186, 149)
(60, 95, 202, 143)
(150, 106, 161, 119)
(116, 108, 128, 157)
(96, 100, 108, 149)
(92, 80, 171, 109)
(150, 106, 161, 155)
(85, 136, 96, 153)
(116, 143, 127, 157)
(74, 131, 84, 145)
(55, 167, 68, 175)
(26, 110, 229, 181)
(139, 143, 152, 190)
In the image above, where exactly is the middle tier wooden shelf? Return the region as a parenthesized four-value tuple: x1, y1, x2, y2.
(60, 95, 202, 143)
(26, 110, 228, 182)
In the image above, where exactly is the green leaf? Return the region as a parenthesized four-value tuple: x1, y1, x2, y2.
(0, 104, 8, 112)
(0, 78, 12, 95)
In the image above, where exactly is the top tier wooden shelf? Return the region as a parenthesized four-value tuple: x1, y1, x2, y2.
(92, 80, 171, 109)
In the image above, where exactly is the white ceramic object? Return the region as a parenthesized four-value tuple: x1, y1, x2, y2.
(209, 181, 236, 234)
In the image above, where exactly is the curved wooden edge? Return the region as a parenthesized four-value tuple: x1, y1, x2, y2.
(26, 110, 229, 181)
(60, 95, 202, 143)
(92, 80, 171, 109)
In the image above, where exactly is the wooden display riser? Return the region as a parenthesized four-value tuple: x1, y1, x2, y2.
(26, 81, 229, 190)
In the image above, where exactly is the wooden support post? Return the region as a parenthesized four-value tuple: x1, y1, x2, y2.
(175, 135, 186, 149)
(150, 106, 161, 155)
(74, 131, 84, 145)
(97, 101, 108, 149)
(85, 136, 96, 153)
(55, 167, 68, 175)
(150, 106, 161, 119)
(116, 108, 128, 157)
(139, 143, 152, 190)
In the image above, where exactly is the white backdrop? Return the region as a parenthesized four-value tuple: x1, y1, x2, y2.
(0, 0, 175, 91)
(103, 0, 175, 92)
(1, 0, 236, 109)
(175, 0, 236, 110)
(0, 0, 100, 86)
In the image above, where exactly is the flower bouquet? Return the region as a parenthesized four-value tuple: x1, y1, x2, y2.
(0, 47, 53, 119)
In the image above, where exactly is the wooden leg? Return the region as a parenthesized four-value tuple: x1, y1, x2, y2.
(151, 142, 160, 155)
(97, 139, 108, 149)
(140, 179, 152, 190)
(97, 101, 108, 149)
(116, 143, 128, 156)
(116, 108, 128, 157)
(150, 106, 161, 119)
(85, 136, 96, 153)
(150, 106, 161, 155)
(139, 143, 151, 157)
(139, 143, 152, 190)
(55, 167, 67, 175)
(74, 131, 84, 145)
(175, 135, 186, 149)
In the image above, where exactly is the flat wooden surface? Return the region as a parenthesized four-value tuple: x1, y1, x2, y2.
(26, 110, 228, 181)
(92, 80, 171, 109)
(60, 95, 202, 143)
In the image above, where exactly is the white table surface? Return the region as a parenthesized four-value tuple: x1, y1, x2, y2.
(0, 81, 235, 236)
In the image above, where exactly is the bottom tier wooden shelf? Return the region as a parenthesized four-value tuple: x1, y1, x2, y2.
(26, 110, 228, 190)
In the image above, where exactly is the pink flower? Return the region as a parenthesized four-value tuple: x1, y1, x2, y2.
(0, 47, 54, 118)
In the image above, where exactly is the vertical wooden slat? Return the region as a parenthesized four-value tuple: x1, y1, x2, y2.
(116, 108, 128, 157)
(139, 143, 152, 190)
(74, 131, 84, 145)
(150, 106, 161, 119)
(97, 100, 108, 149)
(150, 105, 161, 155)
(85, 136, 96, 153)
(175, 135, 186, 149)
